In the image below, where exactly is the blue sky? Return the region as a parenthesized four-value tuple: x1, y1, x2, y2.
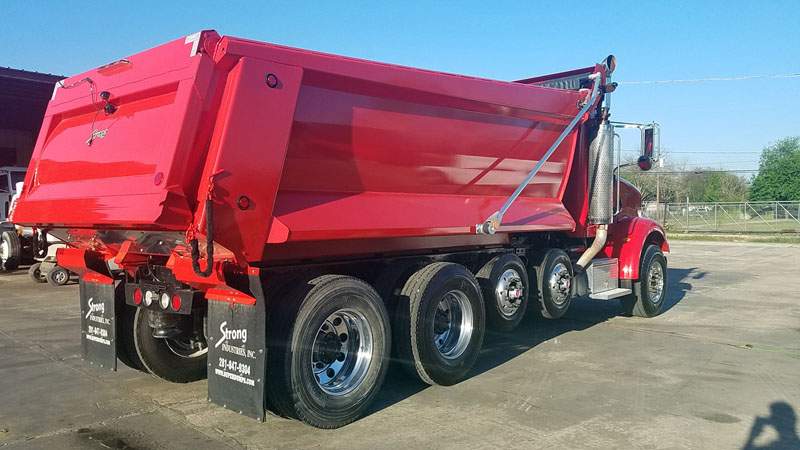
(3, 1, 798, 172)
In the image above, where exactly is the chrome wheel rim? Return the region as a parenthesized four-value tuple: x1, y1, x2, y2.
(52, 270, 68, 284)
(548, 263, 571, 306)
(0, 240, 8, 260)
(165, 337, 208, 358)
(647, 263, 664, 304)
(433, 290, 474, 359)
(495, 269, 524, 317)
(312, 309, 373, 396)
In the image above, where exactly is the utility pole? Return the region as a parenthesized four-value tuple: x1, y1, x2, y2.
(656, 171, 661, 222)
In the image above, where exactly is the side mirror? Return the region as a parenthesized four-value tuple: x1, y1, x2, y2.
(637, 155, 652, 171)
(639, 126, 655, 171)
(603, 55, 617, 75)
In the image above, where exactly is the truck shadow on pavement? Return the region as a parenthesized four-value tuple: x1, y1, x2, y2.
(662, 267, 696, 313)
(742, 402, 800, 450)
(366, 266, 695, 417)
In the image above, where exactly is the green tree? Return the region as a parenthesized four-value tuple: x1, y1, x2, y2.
(620, 149, 685, 203)
(681, 171, 749, 202)
(749, 137, 800, 201)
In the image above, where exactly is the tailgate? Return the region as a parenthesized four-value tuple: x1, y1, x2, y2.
(12, 31, 221, 230)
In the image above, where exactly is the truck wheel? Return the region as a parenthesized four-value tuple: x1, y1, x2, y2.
(266, 275, 391, 429)
(133, 309, 207, 383)
(374, 260, 422, 318)
(46, 266, 70, 286)
(395, 262, 485, 386)
(476, 254, 529, 332)
(28, 262, 47, 283)
(532, 249, 573, 319)
(0, 230, 21, 271)
(621, 245, 667, 318)
(114, 283, 146, 372)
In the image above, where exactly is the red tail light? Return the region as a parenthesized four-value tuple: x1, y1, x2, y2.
(133, 288, 142, 305)
(172, 294, 182, 311)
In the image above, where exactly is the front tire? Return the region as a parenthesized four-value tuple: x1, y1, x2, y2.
(0, 230, 21, 271)
(621, 245, 668, 318)
(395, 262, 485, 386)
(266, 275, 391, 429)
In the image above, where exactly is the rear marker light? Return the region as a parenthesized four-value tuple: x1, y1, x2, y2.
(237, 195, 250, 210)
(133, 289, 142, 305)
(172, 295, 182, 311)
(266, 73, 278, 88)
(159, 293, 170, 310)
(144, 291, 154, 306)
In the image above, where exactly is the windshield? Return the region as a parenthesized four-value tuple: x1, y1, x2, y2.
(10, 171, 25, 189)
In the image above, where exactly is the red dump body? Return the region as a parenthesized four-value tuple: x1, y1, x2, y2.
(12, 30, 608, 273)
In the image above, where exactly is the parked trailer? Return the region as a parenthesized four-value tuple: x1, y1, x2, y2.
(11, 31, 668, 428)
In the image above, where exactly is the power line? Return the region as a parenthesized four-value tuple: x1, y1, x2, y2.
(622, 159, 761, 168)
(684, 161, 761, 165)
(618, 73, 800, 85)
(620, 149, 761, 154)
(625, 169, 761, 174)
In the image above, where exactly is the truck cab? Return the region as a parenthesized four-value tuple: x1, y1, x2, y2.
(1, 167, 42, 271)
(0, 167, 26, 222)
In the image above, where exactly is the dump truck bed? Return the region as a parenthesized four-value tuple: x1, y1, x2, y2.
(12, 31, 598, 264)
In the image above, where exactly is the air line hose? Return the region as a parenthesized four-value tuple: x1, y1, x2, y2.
(190, 198, 214, 277)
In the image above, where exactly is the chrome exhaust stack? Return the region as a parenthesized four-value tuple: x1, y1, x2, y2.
(588, 117, 614, 226)
(577, 113, 614, 269)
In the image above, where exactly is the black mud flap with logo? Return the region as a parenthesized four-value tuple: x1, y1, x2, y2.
(206, 274, 267, 421)
(80, 280, 117, 371)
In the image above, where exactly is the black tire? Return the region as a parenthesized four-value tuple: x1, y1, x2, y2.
(374, 260, 423, 320)
(531, 249, 573, 319)
(266, 275, 391, 429)
(133, 308, 207, 383)
(0, 230, 22, 271)
(395, 262, 485, 386)
(114, 282, 146, 372)
(46, 266, 70, 286)
(28, 262, 47, 283)
(476, 254, 529, 332)
(621, 245, 668, 318)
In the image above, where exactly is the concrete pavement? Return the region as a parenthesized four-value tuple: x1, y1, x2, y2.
(1, 241, 798, 449)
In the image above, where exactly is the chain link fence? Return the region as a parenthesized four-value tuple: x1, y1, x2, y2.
(641, 201, 800, 233)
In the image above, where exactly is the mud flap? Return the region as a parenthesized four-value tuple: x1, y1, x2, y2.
(206, 273, 267, 421)
(79, 279, 117, 371)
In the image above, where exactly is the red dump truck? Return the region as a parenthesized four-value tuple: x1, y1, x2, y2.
(11, 30, 668, 428)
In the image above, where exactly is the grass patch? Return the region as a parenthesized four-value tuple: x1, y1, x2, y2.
(667, 233, 800, 244)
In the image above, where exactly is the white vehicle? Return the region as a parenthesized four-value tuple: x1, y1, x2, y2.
(1, 167, 30, 271)
(0, 167, 26, 222)
(1, 168, 67, 282)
